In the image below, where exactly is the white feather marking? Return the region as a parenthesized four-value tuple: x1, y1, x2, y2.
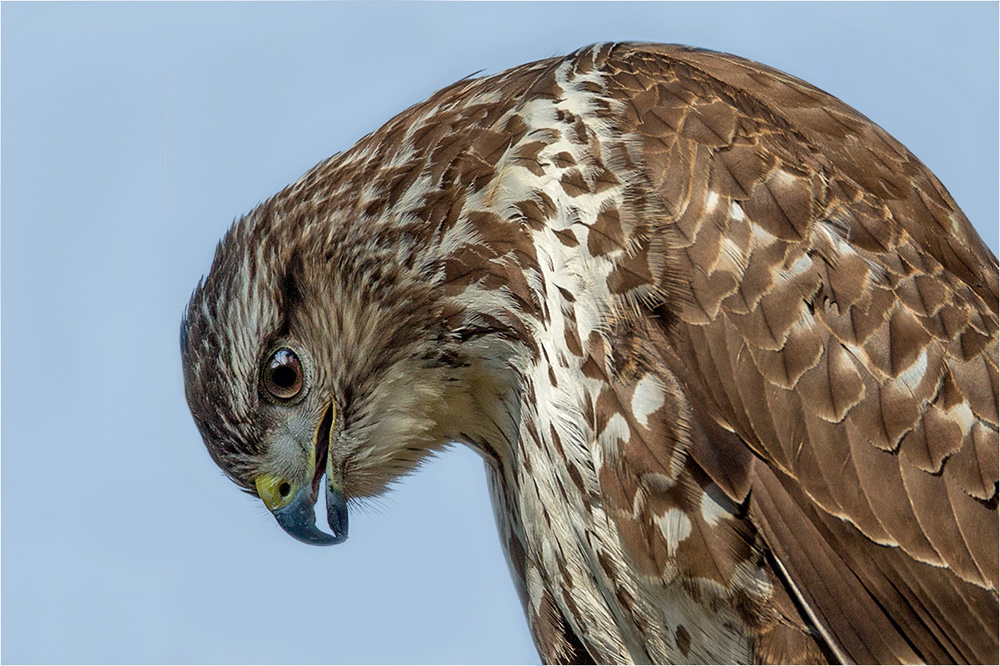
(699, 488, 732, 526)
(525, 565, 546, 615)
(657, 508, 692, 556)
(732, 561, 774, 599)
(897, 348, 928, 393)
(706, 191, 720, 212)
(631, 375, 665, 428)
(714, 236, 749, 276)
(773, 169, 798, 185)
(602, 413, 630, 446)
(946, 400, 977, 437)
(748, 220, 778, 246)
(785, 253, 813, 278)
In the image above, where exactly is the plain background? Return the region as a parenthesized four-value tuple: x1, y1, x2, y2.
(2, 2, 997, 663)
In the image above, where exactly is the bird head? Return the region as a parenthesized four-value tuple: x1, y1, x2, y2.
(180, 200, 506, 546)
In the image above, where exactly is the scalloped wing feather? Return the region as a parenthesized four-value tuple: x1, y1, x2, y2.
(600, 44, 998, 663)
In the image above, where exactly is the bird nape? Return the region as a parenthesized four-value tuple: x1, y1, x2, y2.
(180, 43, 998, 665)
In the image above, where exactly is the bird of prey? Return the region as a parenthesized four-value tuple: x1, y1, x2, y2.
(181, 43, 998, 664)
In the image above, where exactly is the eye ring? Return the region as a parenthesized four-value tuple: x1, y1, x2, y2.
(261, 347, 305, 402)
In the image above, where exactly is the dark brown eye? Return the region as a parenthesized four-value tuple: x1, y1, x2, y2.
(263, 348, 303, 400)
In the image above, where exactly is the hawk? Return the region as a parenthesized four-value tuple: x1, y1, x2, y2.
(181, 43, 998, 664)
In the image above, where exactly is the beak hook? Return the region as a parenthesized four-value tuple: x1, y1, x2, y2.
(326, 482, 349, 543)
(264, 399, 349, 546)
(271, 487, 341, 546)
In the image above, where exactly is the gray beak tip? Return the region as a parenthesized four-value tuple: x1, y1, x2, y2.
(326, 485, 349, 544)
(272, 487, 345, 546)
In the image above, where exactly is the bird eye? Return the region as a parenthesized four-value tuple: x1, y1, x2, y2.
(262, 348, 304, 400)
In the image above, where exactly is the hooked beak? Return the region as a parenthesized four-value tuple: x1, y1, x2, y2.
(254, 402, 348, 546)
(271, 485, 344, 545)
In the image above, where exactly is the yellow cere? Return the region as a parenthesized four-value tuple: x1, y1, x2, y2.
(255, 474, 294, 511)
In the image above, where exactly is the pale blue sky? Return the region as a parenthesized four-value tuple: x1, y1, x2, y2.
(2, 2, 997, 664)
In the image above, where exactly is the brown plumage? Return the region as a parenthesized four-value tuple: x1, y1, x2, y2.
(181, 43, 999, 664)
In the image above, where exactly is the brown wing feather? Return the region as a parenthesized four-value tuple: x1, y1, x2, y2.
(603, 44, 999, 663)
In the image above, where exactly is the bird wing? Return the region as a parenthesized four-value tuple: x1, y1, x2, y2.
(600, 44, 998, 663)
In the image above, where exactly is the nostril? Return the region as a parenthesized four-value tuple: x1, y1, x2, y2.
(278, 482, 291, 497)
